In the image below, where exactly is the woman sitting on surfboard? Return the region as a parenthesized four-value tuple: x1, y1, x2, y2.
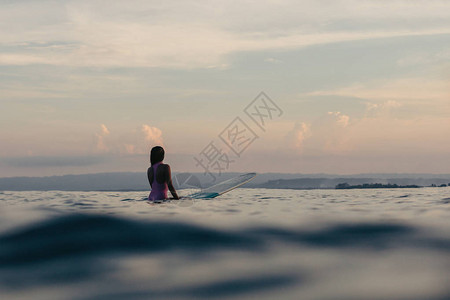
(147, 146, 179, 201)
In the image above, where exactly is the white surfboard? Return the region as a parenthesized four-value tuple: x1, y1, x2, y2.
(187, 173, 257, 199)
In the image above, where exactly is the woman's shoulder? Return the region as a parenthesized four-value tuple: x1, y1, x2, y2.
(151, 163, 170, 169)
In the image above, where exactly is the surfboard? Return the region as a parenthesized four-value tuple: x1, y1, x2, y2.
(147, 173, 257, 204)
(186, 172, 257, 199)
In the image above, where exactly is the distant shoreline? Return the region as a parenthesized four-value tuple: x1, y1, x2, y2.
(0, 172, 449, 191)
(335, 183, 421, 189)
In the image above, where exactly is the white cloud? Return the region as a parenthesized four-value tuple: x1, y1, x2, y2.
(94, 124, 163, 155)
(141, 125, 163, 146)
(285, 122, 311, 152)
(307, 78, 450, 107)
(100, 124, 110, 135)
(95, 124, 110, 152)
(328, 112, 350, 127)
(0, 54, 50, 66)
(1, 28, 448, 69)
(0, 1, 449, 69)
(295, 122, 311, 148)
(264, 57, 283, 64)
(287, 112, 351, 154)
(287, 102, 450, 157)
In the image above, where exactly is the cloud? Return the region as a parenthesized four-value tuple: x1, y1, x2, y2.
(307, 78, 449, 103)
(295, 122, 311, 149)
(287, 102, 450, 157)
(4, 155, 108, 168)
(309, 112, 351, 154)
(0, 1, 449, 69)
(366, 100, 401, 111)
(327, 112, 350, 127)
(93, 124, 163, 155)
(285, 122, 311, 152)
(264, 57, 283, 64)
(141, 125, 163, 146)
(95, 124, 110, 152)
(1, 29, 448, 69)
(364, 100, 403, 118)
(286, 111, 350, 154)
(100, 124, 110, 135)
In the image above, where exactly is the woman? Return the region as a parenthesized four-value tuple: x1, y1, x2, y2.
(147, 146, 179, 201)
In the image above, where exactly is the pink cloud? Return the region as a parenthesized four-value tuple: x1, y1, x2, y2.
(141, 124, 163, 146)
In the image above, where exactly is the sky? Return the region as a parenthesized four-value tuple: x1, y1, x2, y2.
(0, 0, 449, 177)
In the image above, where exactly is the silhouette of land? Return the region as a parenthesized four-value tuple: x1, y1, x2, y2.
(0, 172, 449, 191)
(335, 183, 420, 189)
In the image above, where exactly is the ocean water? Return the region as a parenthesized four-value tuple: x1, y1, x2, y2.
(0, 188, 449, 300)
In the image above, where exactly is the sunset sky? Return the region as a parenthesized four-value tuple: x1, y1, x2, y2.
(1, 0, 449, 177)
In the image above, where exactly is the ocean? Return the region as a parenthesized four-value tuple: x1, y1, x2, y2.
(0, 188, 449, 300)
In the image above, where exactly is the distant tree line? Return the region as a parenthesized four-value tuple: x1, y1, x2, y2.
(335, 183, 421, 189)
(336, 182, 449, 189)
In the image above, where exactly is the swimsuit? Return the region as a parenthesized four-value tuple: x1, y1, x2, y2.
(148, 162, 168, 201)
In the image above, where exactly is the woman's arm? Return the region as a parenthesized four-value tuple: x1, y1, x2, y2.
(147, 167, 153, 188)
(165, 165, 179, 199)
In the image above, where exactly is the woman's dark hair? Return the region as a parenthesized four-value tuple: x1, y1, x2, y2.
(150, 146, 165, 165)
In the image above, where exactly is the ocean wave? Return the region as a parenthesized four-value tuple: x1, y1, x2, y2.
(0, 213, 449, 299)
(1, 214, 448, 268)
(441, 197, 450, 204)
(0, 214, 259, 267)
(76, 274, 301, 300)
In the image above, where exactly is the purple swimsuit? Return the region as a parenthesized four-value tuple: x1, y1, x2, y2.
(148, 162, 168, 201)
